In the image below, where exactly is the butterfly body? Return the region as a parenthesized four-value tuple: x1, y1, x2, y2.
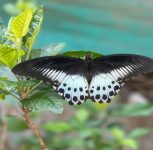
(12, 54, 153, 105)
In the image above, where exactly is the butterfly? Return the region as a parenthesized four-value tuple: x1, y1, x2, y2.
(12, 54, 153, 105)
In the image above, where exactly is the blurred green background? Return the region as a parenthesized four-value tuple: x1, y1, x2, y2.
(1, 0, 153, 150)
(1, 0, 153, 56)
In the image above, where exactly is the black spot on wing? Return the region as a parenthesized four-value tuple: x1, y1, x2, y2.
(97, 86, 100, 91)
(65, 93, 70, 99)
(80, 95, 84, 100)
(73, 96, 78, 102)
(103, 94, 107, 100)
(103, 87, 106, 90)
(79, 87, 83, 92)
(67, 87, 71, 91)
(95, 94, 100, 100)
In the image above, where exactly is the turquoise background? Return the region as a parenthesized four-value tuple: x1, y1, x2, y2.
(0, 0, 153, 57)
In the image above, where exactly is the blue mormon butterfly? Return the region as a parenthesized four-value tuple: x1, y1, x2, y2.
(12, 54, 153, 105)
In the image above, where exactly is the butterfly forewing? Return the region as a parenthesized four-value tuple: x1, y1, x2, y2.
(94, 54, 153, 81)
(12, 56, 89, 105)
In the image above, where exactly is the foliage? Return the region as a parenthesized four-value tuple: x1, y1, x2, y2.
(22, 6, 43, 52)
(0, 44, 24, 68)
(1, 102, 152, 150)
(111, 103, 153, 117)
(63, 50, 102, 59)
(21, 86, 64, 113)
(9, 9, 33, 39)
(0, 1, 153, 150)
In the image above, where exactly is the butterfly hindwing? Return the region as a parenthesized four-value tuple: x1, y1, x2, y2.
(89, 73, 123, 103)
(53, 74, 88, 105)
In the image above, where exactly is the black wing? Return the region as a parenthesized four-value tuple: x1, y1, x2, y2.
(88, 54, 153, 103)
(12, 56, 89, 105)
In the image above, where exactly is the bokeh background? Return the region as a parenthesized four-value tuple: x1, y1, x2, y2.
(1, 0, 153, 56)
(1, 0, 153, 150)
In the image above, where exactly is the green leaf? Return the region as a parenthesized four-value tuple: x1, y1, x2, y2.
(80, 128, 101, 138)
(21, 88, 64, 113)
(0, 92, 5, 100)
(0, 77, 17, 90)
(75, 109, 89, 122)
(43, 122, 72, 133)
(129, 128, 150, 138)
(63, 50, 102, 59)
(110, 127, 125, 140)
(121, 138, 138, 149)
(112, 103, 153, 117)
(9, 9, 33, 38)
(0, 77, 18, 100)
(17, 79, 39, 89)
(7, 116, 28, 132)
(0, 44, 24, 68)
(70, 139, 85, 148)
(22, 7, 43, 50)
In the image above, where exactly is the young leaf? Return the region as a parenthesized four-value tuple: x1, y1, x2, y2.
(21, 89, 64, 114)
(22, 7, 43, 50)
(110, 127, 125, 140)
(0, 44, 24, 68)
(9, 9, 33, 38)
(75, 109, 89, 122)
(121, 138, 138, 149)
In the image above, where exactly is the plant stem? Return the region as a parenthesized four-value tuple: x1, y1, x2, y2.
(21, 107, 49, 150)
(9, 92, 20, 101)
(26, 48, 32, 60)
(27, 81, 43, 95)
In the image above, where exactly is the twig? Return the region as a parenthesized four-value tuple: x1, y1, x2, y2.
(27, 81, 43, 95)
(21, 107, 49, 150)
(0, 104, 8, 150)
(7, 90, 20, 100)
(0, 121, 8, 150)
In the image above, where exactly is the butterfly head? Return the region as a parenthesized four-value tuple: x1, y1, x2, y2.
(85, 53, 93, 61)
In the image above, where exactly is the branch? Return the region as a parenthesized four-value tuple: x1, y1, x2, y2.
(0, 104, 8, 150)
(21, 107, 49, 150)
(0, 121, 8, 150)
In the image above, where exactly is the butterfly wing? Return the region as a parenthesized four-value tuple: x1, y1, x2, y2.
(12, 56, 89, 105)
(89, 54, 153, 103)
